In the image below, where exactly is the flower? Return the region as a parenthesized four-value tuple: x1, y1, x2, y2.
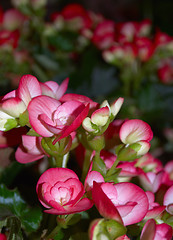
(28, 96, 89, 141)
(36, 168, 93, 214)
(92, 181, 149, 226)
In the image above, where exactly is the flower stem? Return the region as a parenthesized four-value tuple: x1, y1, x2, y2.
(81, 149, 92, 182)
(46, 225, 61, 240)
(106, 157, 120, 177)
(54, 154, 64, 168)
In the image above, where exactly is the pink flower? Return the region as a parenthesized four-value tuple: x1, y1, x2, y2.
(36, 168, 93, 214)
(119, 119, 153, 145)
(28, 96, 89, 141)
(15, 135, 46, 163)
(140, 219, 173, 240)
(92, 181, 149, 226)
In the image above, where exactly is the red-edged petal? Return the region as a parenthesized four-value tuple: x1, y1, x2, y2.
(17, 74, 42, 106)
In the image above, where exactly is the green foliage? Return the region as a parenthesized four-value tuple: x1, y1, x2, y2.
(0, 184, 42, 234)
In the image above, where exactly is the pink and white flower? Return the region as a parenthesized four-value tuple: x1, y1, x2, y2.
(28, 95, 89, 141)
(92, 181, 149, 226)
(36, 168, 93, 214)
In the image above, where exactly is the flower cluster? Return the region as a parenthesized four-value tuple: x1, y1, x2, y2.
(0, 2, 173, 94)
(0, 74, 173, 239)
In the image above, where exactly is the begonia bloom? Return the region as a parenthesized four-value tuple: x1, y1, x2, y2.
(28, 95, 89, 140)
(36, 168, 93, 214)
(92, 181, 148, 226)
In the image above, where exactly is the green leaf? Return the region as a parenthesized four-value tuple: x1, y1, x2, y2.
(21, 207, 43, 232)
(0, 184, 42, 232)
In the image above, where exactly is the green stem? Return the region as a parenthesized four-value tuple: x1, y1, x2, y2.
(81, 149, 92, 182)
(54, 154, 64, 168)
(46, 225, 61, 240)
(106, 157, 120, 177)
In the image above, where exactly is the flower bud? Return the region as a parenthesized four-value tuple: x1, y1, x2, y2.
(89, 218, 126, 240)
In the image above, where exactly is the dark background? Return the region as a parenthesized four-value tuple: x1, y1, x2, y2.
(1, 0, 173, 35)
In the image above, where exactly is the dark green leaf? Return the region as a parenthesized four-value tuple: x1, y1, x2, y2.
(0, 184, 42, 232)
(21, 207, 42, 232)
